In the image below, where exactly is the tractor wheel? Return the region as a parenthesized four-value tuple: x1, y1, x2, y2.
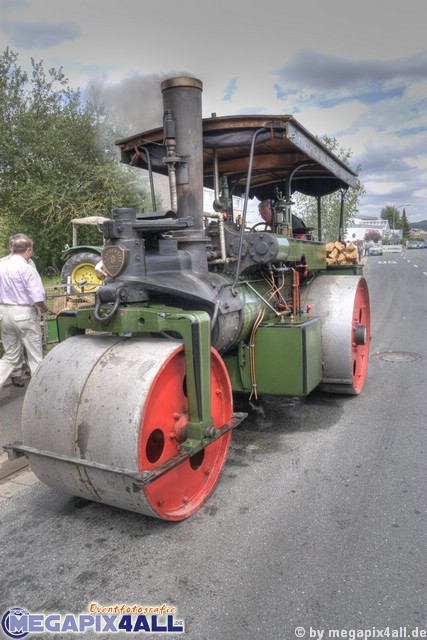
(60, 251, 102, 293)
(22, 335, 233, 520)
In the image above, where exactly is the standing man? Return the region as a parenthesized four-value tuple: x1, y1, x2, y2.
(0, 235, 48, 391)
(0, 233, 38, 269)
(0, 233, 38, 385)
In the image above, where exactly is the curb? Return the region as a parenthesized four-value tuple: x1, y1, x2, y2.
(0, 466, 39, 501)
(0, 451, 29, 480)
(1, 374, 29, 480)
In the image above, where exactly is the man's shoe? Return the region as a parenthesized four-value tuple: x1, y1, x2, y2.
(11, 376, 25, 387)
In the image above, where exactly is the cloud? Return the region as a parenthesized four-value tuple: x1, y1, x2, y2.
(1, 20, 80, 49)
(271, 49, 427, 124)
(318, 86, 406, 108)
(275, 49, 427, 91)
(0, 0, 30, 12)
(0, 0, 424, 222)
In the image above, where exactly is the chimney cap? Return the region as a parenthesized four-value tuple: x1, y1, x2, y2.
(161, 76, 203, 92)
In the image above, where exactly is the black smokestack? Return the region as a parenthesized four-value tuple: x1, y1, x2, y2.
(161, 77, 204, 231)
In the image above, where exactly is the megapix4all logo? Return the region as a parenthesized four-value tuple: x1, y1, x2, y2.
(2, 609, 29, 639)
(1, 604, 185, 637)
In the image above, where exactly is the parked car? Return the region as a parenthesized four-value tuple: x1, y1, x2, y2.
(370, 243, 383, 256)
(406, 240, 418, 249)
(417, 242, 425, 249)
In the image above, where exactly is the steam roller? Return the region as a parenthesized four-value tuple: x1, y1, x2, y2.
(10, 76, 371, 519)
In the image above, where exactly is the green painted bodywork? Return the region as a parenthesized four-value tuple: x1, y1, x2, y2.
(286, 239, 326, 270)
(326, 263, 364, 276)
(223, 316, 322, 396)
(57, 304, 217, 451)
(45, 318, 59, 343)
(54, 234, 348, 409)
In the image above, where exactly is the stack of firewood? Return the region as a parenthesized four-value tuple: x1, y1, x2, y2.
(51, 294, 95, 314)
(326, 241, 359, 265)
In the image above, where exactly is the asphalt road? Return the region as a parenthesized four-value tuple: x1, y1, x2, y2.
(1, 250, 426, 640)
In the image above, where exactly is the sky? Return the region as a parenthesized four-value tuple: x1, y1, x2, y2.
(1, 0, 426, 223)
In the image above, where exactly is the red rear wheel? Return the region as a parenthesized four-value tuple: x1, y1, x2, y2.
(300, 275, 371, 394)
(351, 278, 370, 394)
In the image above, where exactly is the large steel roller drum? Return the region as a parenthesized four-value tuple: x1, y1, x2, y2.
(300, 275, 370, 394)
(22, 335, 233, 520)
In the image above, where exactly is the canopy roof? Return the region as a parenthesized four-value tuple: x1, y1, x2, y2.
(116, 115, 358, 200)
(71, 216, 110, 226)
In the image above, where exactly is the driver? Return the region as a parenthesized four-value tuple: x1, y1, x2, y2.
(258, 199, 273, 225)
(258, 199, 307, 238)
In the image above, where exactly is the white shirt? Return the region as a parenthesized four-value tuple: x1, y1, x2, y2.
(0, 254, 45, 305)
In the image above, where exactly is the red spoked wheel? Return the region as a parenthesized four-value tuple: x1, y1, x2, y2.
(250, 222, 271, 232)
(139, 346, 233, 520)
(350, 277, 370, 394)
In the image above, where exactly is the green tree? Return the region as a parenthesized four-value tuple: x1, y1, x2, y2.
(292, 135, 365, 242)
(401, 208, 410, 238)
(380, 205, 402, 231)
(0, 48, 150, 269)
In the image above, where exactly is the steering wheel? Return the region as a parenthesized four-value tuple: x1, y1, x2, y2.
(249, 222, 271, 232)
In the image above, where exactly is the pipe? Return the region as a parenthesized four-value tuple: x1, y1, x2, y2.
(291, 268, 300, 315)
(203, 212, 227, 262)
(163, 110, 178, 212)
(213, 150, 221, 211)
(317, 196, 322, 241)
(285, 161, 315, 236)
(161, 77, 208, 273)
(161, 77, 204, 229)
(231, 127, 267, 290)
(338, 188, 348, 243)
(130, 146, 157, 211)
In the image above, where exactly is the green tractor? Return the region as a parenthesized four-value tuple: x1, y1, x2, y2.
(60, 216, 109, 292)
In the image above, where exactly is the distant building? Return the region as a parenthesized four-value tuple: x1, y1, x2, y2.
(203, 188, 245, 220)
(408, 228, 427, 240)
(345, 214, 400, 242)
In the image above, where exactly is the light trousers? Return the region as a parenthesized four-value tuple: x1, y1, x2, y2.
(0, 304, 43, 388)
